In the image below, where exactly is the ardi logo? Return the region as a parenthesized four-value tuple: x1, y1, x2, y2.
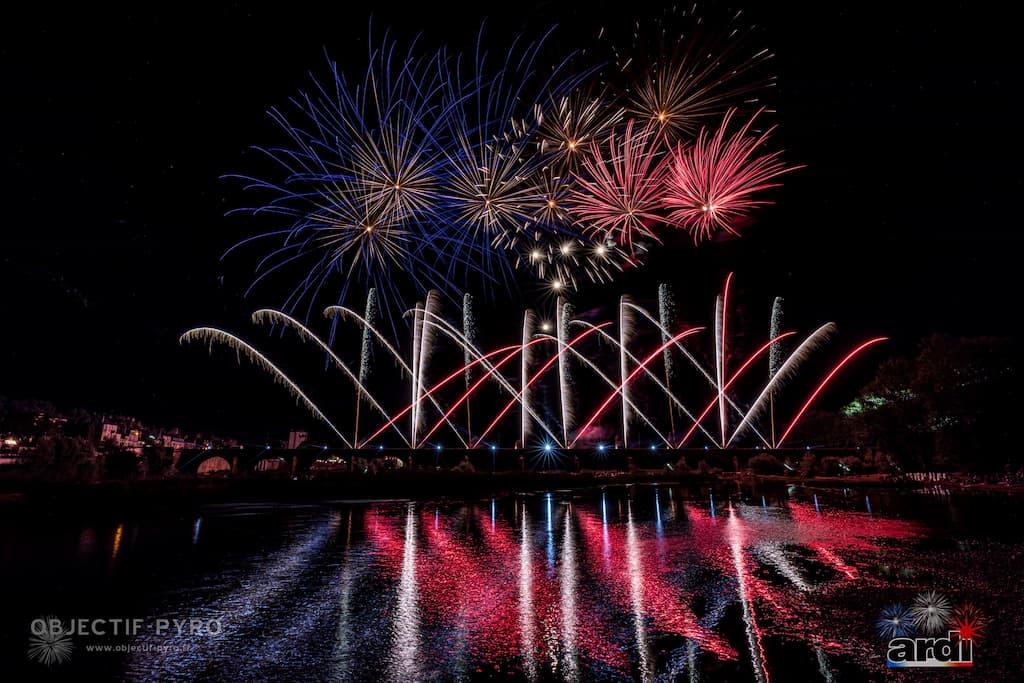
(886, 630, 974, 668)
(875, 594, 985, 670)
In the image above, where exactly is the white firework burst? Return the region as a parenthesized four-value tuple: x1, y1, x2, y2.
(27, 618, 73, 666)
(911, 591, 953, 635)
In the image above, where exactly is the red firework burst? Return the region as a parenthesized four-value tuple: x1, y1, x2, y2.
(662, 109, 799, 241)
(953, 603, 986, 641)
(569, 119, 667, 255)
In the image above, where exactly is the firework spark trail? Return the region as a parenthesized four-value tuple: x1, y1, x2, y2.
(663, 109, 800, 241)
(619, 296, 635, 448)
(568, 320, 714, 443)
(619, 8, 776, 140)
(472, 324, 612, 448)
(556, 297, 573, 445)
(354, 288, 378, 444)
(362, 343, 520, 446)
(227, 37, 485, 324)
(716, 273, 734, 446)
(410, 300, 423, 446)
(624, 301, 770, 446)
(768, 296, 784, 447)
(776, 337, 888, 447)
(768, 297, 785, 378)
(437, 27, 583, 289)
(570, 120, 668, 254)
(415, 308, 563, 446)
(324, 304, 465, 445)
(179, 328, 350, 446)
(462, 293, 477, 442)
(714, 294, 725, 444)
(727, 323, 837, 447)
(521, 310, 535, 447)
(420, 333, 562, 445)
(418, 292, 442, 444)
(678, 332, 796, 447)
(250, 308, 408, 447)
(534, 89, 623, 170)
(544, 339, 674, 448)
(570, 327, 703, 448)
(658, 282, 677, 434)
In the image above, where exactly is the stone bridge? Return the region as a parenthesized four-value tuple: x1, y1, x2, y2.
(175, 446, 861, 477)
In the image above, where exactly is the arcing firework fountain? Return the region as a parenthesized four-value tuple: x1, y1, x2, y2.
(182, 274, 885, 451)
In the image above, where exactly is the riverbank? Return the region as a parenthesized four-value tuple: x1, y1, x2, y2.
(2, 469, 999, 515)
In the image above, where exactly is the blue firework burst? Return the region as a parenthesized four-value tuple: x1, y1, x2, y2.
(875, 603, 915, 640)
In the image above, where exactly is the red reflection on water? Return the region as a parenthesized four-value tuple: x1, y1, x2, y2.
(362, 494, 925, 679)
(575, 507, 737, 659)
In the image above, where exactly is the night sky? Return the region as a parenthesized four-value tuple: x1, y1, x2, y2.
(2, 1, 1021, 440)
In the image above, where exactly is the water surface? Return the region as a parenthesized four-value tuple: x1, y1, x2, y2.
(2, 484, 1022, 680)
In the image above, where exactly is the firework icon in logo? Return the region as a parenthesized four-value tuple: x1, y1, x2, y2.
(952, 603, 987, 642)
(911, 591, 953, 635)
(27, 617, 73, 666)
(875, 603, 915, 640)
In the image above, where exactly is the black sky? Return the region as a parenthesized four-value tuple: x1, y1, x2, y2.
(2, 1, 1021, 439)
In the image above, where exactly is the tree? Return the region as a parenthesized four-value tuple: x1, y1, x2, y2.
(29, 436, 98, 482)
(844, 335, 1019, 470)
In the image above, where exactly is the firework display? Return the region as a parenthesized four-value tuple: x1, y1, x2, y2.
(663, 109, 798, 240)
(190, 12, 883, 456)
(182, 275, 883, 450)
(227, 16, 797, 319)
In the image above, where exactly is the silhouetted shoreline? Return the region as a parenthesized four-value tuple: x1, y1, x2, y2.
(3, 470, 1013, 516)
